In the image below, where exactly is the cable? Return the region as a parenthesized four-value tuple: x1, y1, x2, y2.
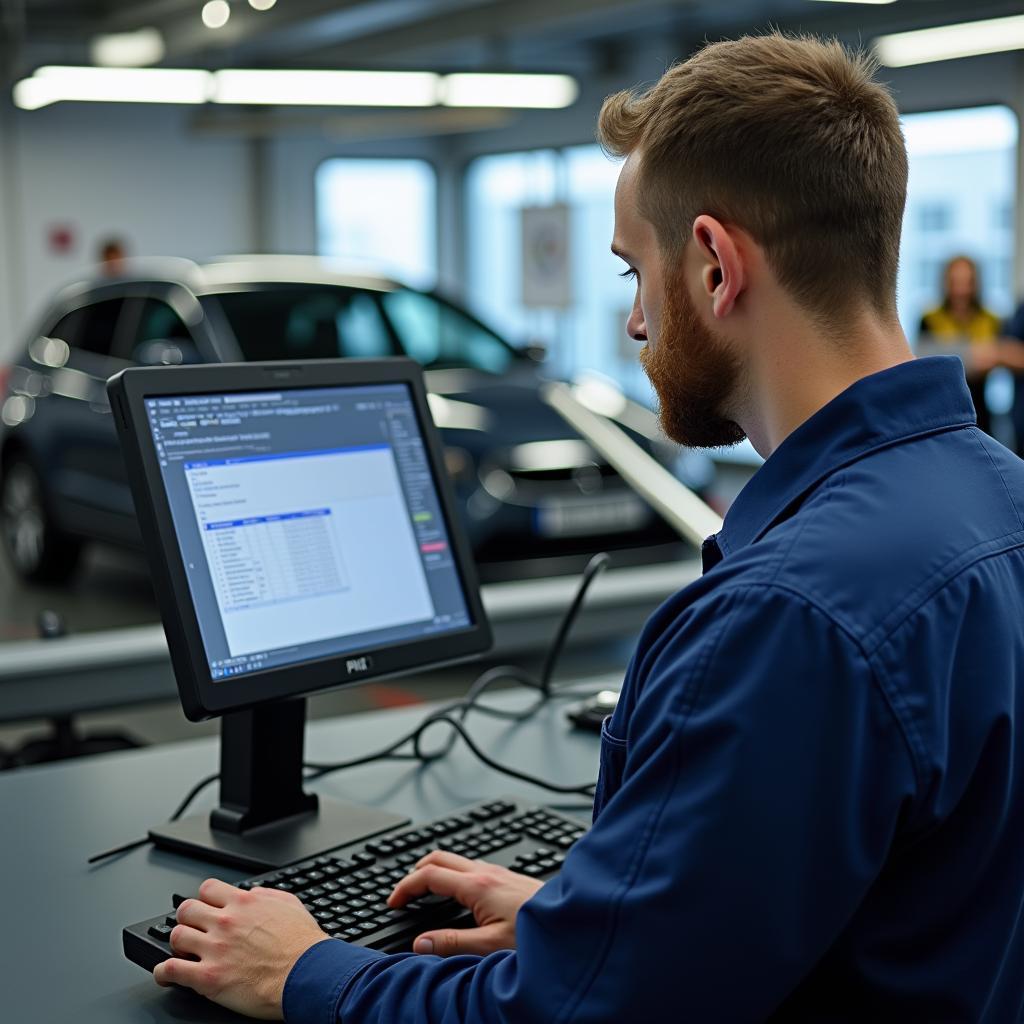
(88, 553, 611, 864)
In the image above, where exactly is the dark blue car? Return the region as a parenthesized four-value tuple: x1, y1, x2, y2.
(0, 257, 686, 585)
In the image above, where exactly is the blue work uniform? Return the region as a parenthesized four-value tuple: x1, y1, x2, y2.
(284, 357, 1024, 1023)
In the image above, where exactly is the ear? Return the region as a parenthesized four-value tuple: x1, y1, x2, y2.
(691, 215, 745, 319)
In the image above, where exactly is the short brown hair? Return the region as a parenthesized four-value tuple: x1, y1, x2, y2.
(598, 33, 908, 323)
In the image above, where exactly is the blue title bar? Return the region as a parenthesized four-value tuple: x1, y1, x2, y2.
(204, 508, 332, 531)
(185, 443, 389, 470)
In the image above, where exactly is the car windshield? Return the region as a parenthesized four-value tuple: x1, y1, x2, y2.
(211, 284, 521, 374)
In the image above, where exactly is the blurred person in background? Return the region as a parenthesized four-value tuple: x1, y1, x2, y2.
(97, 236, 128, 277)
(985, 300, 1024, 456)
(918, 255, 1001, 434)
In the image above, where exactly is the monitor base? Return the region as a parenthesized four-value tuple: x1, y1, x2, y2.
(149, 797, 409, 873)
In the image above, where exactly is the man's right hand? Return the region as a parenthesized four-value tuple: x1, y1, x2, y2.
(388, 850, 544, 957)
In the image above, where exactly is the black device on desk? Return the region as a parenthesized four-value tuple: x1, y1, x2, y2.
(109, 358, 589, 975)
(108, 358, 492, 870)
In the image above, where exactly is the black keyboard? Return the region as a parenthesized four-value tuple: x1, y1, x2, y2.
(123, 799, 586, 973)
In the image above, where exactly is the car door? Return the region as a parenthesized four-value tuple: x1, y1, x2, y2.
(42, 296, 135, 533)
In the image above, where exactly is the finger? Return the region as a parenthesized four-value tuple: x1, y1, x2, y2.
(196, 877, 235, 907)
(153, 956, 207, 991)
(175, 898, 218, 931)
(413, 923, 512, 958)
(414, 850, 481, 873)
(169, 924, 206, 957)
(388, 865, 482, 908)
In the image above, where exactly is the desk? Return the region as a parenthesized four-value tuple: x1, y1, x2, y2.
(0, 559, 697, 723)
(0, 688, 603, 1023)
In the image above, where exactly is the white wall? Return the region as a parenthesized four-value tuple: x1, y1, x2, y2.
(0, 102, 254, 357)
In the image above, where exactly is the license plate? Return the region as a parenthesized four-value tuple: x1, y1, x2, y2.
(535, 495, 650, 538)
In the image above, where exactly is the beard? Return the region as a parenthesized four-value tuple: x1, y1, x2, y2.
(639, 273, 746, 448)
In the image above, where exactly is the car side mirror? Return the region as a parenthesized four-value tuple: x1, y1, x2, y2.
(135, 338, 202, 367)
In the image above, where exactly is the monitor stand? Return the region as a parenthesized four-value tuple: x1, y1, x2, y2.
(149, 698, 408, 873)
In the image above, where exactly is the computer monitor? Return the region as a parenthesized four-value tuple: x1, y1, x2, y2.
(108, 358, 491, 870)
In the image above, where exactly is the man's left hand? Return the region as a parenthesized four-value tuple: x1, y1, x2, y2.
(153, 877, 327, 1020)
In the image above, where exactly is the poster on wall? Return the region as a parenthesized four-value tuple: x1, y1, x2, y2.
(521, 204, 572, 309)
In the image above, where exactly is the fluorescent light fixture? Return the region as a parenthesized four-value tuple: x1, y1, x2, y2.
(809, 1, 896, 5)
(90, 28, 165, 67)
(202, 0, 231, 30)
(14, 66, 211, 109)
(875, 14, 1024, 67)
(13, 67, 580, 111)
(441, 73, 578, 108)
(248, 0, 277, 8)
(213, 69, 440, 106)
(12, 77, 54, 110)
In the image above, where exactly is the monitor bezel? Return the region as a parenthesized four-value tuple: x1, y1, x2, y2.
(108, 358, 491, 721)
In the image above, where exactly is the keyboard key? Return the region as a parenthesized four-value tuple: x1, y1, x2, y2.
(126, 800, 586, 979)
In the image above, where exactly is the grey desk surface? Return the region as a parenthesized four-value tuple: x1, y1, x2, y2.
(0, 688, 604, 1024)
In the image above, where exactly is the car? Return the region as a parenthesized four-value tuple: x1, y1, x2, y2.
(0, 256, 688, 585)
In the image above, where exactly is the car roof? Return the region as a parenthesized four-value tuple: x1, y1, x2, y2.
(52, 255, 404, 308)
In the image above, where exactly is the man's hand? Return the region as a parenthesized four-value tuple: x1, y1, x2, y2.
(153, 878, 327, 1020)
(388, 851, 544, 957)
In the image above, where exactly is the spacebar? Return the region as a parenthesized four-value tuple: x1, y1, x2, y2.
(364, 907, 474, 952)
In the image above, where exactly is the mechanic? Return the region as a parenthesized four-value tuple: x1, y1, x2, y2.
(153, 33, 1024, 1022)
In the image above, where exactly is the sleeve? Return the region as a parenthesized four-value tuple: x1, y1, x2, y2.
(283, 584, 919, 1024)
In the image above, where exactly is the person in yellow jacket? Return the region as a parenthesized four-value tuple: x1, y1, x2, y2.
(919, 255, 1001, 433)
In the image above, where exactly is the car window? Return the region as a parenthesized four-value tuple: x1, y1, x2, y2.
(120, 298, 194, 361)
(74, 298, 125, 358)
(213, 287, 395, 361)
(380, 289, 516, 374)
(42, 309, 84, 351)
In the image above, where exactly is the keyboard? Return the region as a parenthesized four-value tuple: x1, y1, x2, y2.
(123, 798, 587, 973)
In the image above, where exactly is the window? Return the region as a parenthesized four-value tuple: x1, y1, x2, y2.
(75, 299, 125, 358)
(213, 287, 395, 362)
(135, 299, 191, 345)
(899, 105, 1018, 336)
(316, 159, 437, 289)
(48, 309, 83, 347)
(465, 145, 645, 397)
(918, 203, 952, 232)
(119, 298, 200, 364)
(381, 289, 518, 374)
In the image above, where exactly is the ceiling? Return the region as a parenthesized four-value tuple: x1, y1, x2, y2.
(2, 0, 1023, 81)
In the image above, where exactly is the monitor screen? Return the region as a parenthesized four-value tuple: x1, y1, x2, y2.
(142, 382, 473, 681)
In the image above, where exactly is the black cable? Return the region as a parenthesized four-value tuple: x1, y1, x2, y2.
(539, 552, 612, 693)
(88, 553, 611, 863)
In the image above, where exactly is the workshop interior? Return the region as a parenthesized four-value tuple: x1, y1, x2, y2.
(1, 2, 1023, 1021)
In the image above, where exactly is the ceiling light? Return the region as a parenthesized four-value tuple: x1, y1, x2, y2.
(12, 66, 581, 111)
(14, 66, 211, 109)
(809, 1, 896, 5)
(13, 77, 53, 110)
(90, 28, 165, 67)
(875, 14, 1024, 67)
(441, 73, 578, 108)
(248, 0, 277, 8)
(213, 69, 439, 106)
(202, 0, 231, 30)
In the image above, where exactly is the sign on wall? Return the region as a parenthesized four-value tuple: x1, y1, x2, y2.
(521, 204, 572, 309)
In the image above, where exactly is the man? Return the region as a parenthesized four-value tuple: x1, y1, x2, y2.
(154, 34, 1024, 1021)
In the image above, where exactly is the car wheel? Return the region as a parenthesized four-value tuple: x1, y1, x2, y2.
(0, 456, 83, 583)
